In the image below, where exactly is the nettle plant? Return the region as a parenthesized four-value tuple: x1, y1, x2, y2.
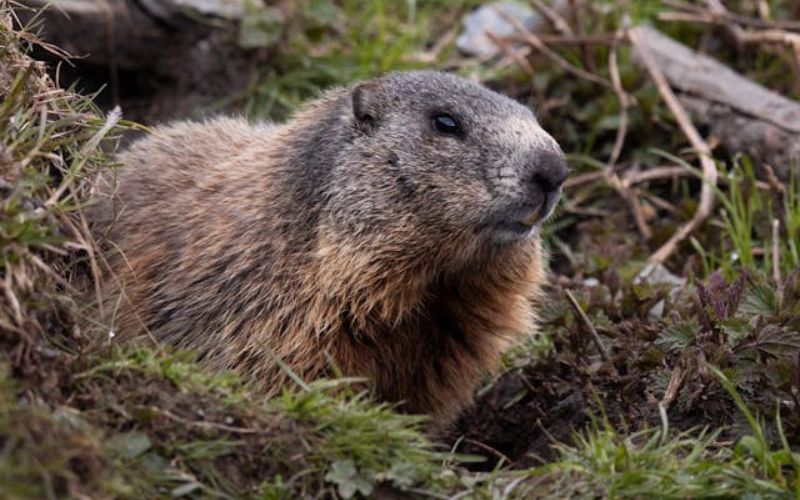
(658, 270, 800, 421)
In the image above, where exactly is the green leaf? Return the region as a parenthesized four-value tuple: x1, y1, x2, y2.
(736, 435, 763, 458)
(326, 459, 374, 499)
(740, 283, 777, 317)
(751, 325, 800, 358)
(385, 461, 419, 489)
(326, 459, 357, 483)
(719, 317, 751, 345)
(657, 319, 699, 352)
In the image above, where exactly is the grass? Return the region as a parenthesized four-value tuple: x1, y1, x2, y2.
(663, 151, 800, 279)
(4, 0, 800, 498)
(524, 410, 799, 498)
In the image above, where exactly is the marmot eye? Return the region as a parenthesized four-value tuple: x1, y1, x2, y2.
(433, 113, 461, 136)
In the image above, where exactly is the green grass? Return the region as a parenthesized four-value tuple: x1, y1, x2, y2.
(524, 416, 799, 498)
(671, 153, 800, 280)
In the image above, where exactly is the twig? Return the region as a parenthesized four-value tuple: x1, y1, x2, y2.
(414, 25, 459, 64)
(156, 408, 260, 434)
(764, 165, 789, 278)
(606, 30, 629, 168)
(660, 10, 800, 43)
(605, 172, 652, 240)
(496, 7, 618, 92)
(757, 0, 770, 21)
(568, 0, 596, 72)
(506, 33, 618, 46)
(564, 289, 615, 370)
(625, 166, 690, 184)
(629, 26, 719, 265)
(486, 31, 535, 76)
(530, 0, 573, 35)
(662, 0, 800, 31)
(461, 438, 513, 465)
(485, 31, 545, 105)
(600, 29, 653, 240)
(562, 203, 612, 218)
(703, 0, 800, 73)
(659, 359, 686, 410)
(564, 170, 605, 188)
(639, 191, 679, 215)
(603, 28, 649, 231)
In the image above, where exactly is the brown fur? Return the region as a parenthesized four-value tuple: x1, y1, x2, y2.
(92, 71, 567, 423)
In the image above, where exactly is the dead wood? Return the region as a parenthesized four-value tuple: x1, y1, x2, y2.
(633, 25, 800, 180)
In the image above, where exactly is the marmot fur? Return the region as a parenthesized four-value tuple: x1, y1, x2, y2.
(92, 71, 568, 423)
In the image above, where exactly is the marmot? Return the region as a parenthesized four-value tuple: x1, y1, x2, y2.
(92, 71, 568, 423)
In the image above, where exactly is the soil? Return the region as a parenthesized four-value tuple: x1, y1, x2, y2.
(20, 3, 271, 125)
(447, 322, 745, 471)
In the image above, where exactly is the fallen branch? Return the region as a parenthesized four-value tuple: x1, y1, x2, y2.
(632, 26, 800, 180)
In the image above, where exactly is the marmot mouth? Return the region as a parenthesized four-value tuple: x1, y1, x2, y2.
(493, 220, 538, 235)
(484, 201, 547, 240)
(520, 204, 543, 227)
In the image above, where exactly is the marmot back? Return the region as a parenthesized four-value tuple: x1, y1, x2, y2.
(92, 71, 568, 424)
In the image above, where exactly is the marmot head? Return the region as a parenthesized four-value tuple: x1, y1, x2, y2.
(320, 70, 568, 268)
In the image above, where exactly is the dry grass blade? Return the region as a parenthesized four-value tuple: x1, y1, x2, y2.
(660, 358, 687, 410)
(564, 289, 615, 372)
(602, 29, 652, 240)
(606, 30, 629, 169)
(44, 106, 121, 207)
(0, 5, 123, 363)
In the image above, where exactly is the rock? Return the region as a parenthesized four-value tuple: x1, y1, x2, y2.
(137, 0, 244, 21)
(635, 263, 687, 319)
(456, 1, 537, 57)
(456, 0, 570, 58)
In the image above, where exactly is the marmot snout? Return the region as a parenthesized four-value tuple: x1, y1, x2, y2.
(92, 70, 568, 423)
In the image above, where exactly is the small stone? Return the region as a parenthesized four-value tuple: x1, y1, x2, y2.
(456, 1, 538, 57)
(635, 263, 686, 319)
(583, 277, 600, 287)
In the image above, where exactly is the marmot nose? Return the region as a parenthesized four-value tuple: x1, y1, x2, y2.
(529, 149, 569, 194)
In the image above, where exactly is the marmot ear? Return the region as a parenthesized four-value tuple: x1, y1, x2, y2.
(351, 81, 381, 132)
